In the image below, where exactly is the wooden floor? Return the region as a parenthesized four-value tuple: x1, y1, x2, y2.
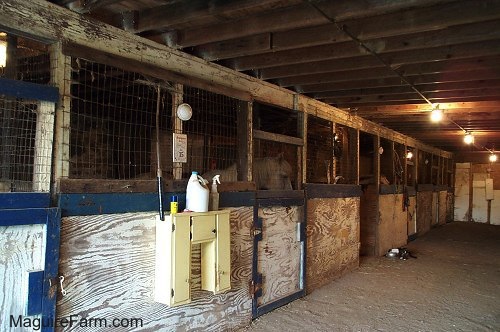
(242, 222, 500, 331)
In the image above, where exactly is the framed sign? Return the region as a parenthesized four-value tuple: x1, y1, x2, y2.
(173, 133, 188, 163)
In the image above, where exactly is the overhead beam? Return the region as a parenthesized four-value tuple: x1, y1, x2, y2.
(261, 53, 500, 80)
(229, 21, 500, 71)
(0, 0, 453, 159)
(165, 0, 457, 48)
(130, 0, 301, 34)
(313, 79, 500, 99)
(297, 69, 500, 93)
(328, 96, 500, 107)
(353, 101, 500, 114)
(196, 0, 500, 61)
(324, 89, 500, 105)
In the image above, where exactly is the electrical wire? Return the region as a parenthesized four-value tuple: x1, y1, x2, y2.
(305, 0, 495, 156)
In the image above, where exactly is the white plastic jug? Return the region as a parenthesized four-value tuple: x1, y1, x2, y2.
(186, 171, 209, 212)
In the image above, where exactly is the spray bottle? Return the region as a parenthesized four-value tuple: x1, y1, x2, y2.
(209, 175, 220, 211)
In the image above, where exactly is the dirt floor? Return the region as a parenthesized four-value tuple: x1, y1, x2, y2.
(242, 222, 500, 331)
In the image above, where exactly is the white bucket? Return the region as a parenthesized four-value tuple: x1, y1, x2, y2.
(186, 171, 209, 212)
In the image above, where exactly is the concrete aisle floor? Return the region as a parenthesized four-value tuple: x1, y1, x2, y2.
(242, 222, 500, 332)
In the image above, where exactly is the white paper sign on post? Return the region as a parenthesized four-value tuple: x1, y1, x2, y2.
(173, 133, 188, 163)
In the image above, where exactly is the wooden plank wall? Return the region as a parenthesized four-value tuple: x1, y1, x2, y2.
(378, 194, 407, 255)
(0, 224, 45, 327)
(257, 206, 301, 306)
(454, 163, 471, 221)
(416, 191, 433, 235)
(306, 197, 360, 293)
(446, 192, 454, 223)
(438, 191, 448, 225)
(407, 196, 417, 236)
(57, 207, 253, 331)
(359, 185, 378, 256)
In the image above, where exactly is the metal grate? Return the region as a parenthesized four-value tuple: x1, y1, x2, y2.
(69, 58, 172, 179)
(183, 86, 239, 178)
(307, 115, 333, 183)
(0, 97, 39, 192)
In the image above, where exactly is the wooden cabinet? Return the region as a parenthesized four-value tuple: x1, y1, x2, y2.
(154, 210, 231, 306)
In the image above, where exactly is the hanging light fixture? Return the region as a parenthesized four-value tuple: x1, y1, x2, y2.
(430, 105, 443, 122)
(0, 40, 6, 68)
(490, 154, 498, 163)
(464, 132, 474, 145)
(406, 151, 413, 159)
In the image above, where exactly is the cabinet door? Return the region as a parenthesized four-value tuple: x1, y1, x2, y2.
(191, 215, 216, 243)
(172, 215, 191, 305)
(216, 213, 231, 292)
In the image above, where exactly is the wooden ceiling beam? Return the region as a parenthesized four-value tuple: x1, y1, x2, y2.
(196, 0, 500, 61)
(261, 53, 500, 80)
(328, 96, 500, 107)
(282, 63, 500, 90)
(351, 101, 500, 113)
(324, 89, 500, 105)
(129, 0, 302, 34)
(297, 69, 500, 93)
(160, 0, 456, 48)
(229, 21, 500, 71)
(313, 79, 500, 99)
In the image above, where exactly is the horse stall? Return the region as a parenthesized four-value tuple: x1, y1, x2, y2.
(416, 150, 434, 235)
(54, 54, 259, 330)
(250, 102, 306, 317)
(359, 136, 412, 256)
(305, 117, 361, 293)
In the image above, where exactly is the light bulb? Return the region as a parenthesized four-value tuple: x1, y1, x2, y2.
(0, 42, 6, 67)
(430, 108, 443, 122)
(176, 103, 192, 121)
(464, 133, 474, 145)
(406, 151, 413, 159)
(490, 154, 498, 162)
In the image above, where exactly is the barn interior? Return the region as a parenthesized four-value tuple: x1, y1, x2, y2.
(0, 0, 499, 331)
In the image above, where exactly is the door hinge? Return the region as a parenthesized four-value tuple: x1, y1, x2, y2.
(249, 273, 263, 299)
(172, 223, 175, 232)
(250, 226, 262, 239)
(171, 289, 174, 298)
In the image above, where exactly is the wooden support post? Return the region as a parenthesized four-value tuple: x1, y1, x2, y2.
(375, 136, 380, 191)
(33, 101, 55, 192)
(237, 100, 252, 181)
(172, 83, 183, 180)
(297, 94, 306, 189)
(355, 129, 359, 185)
(50, 43, 71, 194)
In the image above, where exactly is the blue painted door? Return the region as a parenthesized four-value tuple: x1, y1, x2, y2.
(0, 194, 61, 332)
(0, 78, 61, 331)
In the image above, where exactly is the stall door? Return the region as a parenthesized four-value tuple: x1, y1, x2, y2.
(251, 192, 305, 318)
(0, 79, 60, 330)
(0, 194, 60, 332)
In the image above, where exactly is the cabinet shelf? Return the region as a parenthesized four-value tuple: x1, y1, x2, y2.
(154, 210, 231, 307)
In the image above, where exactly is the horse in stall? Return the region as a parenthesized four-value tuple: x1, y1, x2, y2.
(202, 154, 293, 190)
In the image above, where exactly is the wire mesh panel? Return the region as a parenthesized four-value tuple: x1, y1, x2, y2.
(0, 97, 39, 192)
(306, 116, 333, 183)
(394, 142, 405, 186)
(0, 34, 50, 85)
(253, 103, 299, 190)
(182, 86, 239, 179)
(359, 131, 376, 185)
(334, 125, 358, 184)
(69, 58, 172, 179)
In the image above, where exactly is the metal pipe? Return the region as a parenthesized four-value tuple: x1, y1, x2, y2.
(155, 85, 165, 220)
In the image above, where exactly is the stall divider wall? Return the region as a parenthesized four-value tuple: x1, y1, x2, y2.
(305, 184, 362, 293)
